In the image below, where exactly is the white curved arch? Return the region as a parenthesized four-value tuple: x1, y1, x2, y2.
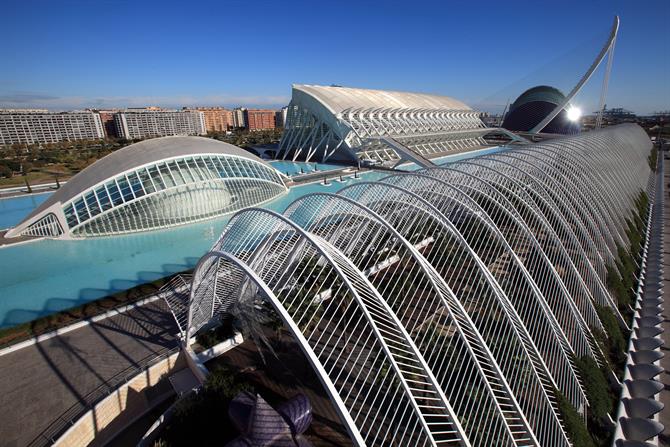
(199, 207, 471, 446)
(189, 250, 365, 445)
(414, 167, 596, 359)
(334, 179, 569, 444)
(529, 16, 619, 134)
(285, 190, 536, 445)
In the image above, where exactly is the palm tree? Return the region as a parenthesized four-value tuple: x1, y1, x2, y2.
(21, 162, 32, 193)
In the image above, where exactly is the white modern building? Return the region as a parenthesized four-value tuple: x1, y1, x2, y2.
(114, 109, 206, 140)
(6, 136, 287, 239)
(278, 84, 494, 166)
(0, 109, 105, 145)
(176, 124, 654, 446)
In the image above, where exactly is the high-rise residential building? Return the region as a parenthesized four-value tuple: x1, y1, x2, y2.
(0, 109, 105, 145)
(95, 110, 119, 138)
(245, 109, 276, 131)
(232, 108, 247, 128)
(275, 106, 288, 128)
(114, 109, 206, 140)
(192, 107, 233, 133)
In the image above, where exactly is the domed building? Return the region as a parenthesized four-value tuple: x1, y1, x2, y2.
(7, 136, 288, 239)
(502, 85, 580, 135)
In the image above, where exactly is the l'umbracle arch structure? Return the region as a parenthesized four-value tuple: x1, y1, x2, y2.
(186, 124, 653, 446)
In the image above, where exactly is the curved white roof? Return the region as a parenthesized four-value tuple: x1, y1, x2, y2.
(26, 136, 274, 221)
(293, 84, 472, 114)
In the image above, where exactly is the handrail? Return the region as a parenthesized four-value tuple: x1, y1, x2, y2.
(27, 345, 180, 447)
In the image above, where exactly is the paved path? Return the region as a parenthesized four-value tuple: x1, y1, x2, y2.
(0, 298, 178, 447)
(660, 153, 670, 446)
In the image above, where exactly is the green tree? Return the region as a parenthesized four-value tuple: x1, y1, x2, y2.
(556, 389, 596, 447)
(0, 164, 12, 179)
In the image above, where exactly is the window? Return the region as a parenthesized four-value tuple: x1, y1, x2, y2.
(177, 159, 194, 183)
(85, 191, 101, 216)
(148, 165, 166, 190)
(64, 203, 78, 228)
(127, 172, 146, 198)
(107, 181, 124, 206)
(168, 160, 186, 186)
(138, 168, 156, 194)
(74, 198, 90, 222)
(116, 177, 134, 202)
(158, 163, 176, 188)
(96, 186, 112, 211)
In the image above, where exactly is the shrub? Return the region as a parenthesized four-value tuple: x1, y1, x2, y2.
(606, 263, 631, 311)
(574, 356, 612, 419)
(195, 317, 236, 349)
(556, 389, 595, 447)
(0, 164, 12, 178)
(648, 146, 658, 171)
(593, 304, 627, 375)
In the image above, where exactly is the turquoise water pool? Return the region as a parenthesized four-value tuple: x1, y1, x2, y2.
(0, 147, 503, 328)
(0, 173, 386, 327)
(268, 160, 349, 176)
(0, 192, 51, 230)
(396, 146, 505, 171)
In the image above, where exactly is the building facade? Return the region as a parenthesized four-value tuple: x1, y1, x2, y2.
(7, 136, 287, 239)
(95, 110, 118, 138)
(232, 108, 247, 128)
(193, 107, 234, 133)
(278, 84, 488, 164)
(0, 110, 105, 145)
(113, 109, 206, 140)
(275, 106, 288, 128)
(245, 109, 276, 131)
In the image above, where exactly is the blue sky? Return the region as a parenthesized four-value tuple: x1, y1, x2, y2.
(1, 0, 668, 114)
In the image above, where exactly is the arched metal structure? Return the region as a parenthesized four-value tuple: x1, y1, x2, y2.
(529, 16, 620, 134)
(7, 136, 287, 239)
(277, 84, 490, 165)
(181, 123, 652, 446)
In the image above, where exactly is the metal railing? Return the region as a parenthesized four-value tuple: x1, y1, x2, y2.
(28, 345, 180, 447)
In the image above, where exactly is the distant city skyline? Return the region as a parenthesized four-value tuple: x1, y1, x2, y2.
(2, 0, 669, 114)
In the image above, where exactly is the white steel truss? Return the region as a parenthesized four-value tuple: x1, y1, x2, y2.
(180, 124, 652, 446)
(277, 85, 490, 165)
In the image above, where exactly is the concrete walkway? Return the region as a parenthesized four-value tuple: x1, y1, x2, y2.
(0, 298, 178, 447)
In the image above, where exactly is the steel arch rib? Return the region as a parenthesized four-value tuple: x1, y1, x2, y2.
(285, 190, 535, 446)
(189, 250, 366, 446)
(456, 158, 616, 324)
(525, 142, 629, 252)
(371, 174, 586, 411)
(418, 167, 595, 358)
(206, 207, 471, 446)
(473, 154, 624, 320)
(405, 169, 593, 391)
(495, 151, 616, 266)
(335, 180, 568, 445)
(478, 154, 611, 278)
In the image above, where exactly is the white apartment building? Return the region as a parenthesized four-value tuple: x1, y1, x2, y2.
(114, 109, 206, 140)
(232, 108, 246, 128)
(276, 106, 288, 127)
(0, 110, 105, 145)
